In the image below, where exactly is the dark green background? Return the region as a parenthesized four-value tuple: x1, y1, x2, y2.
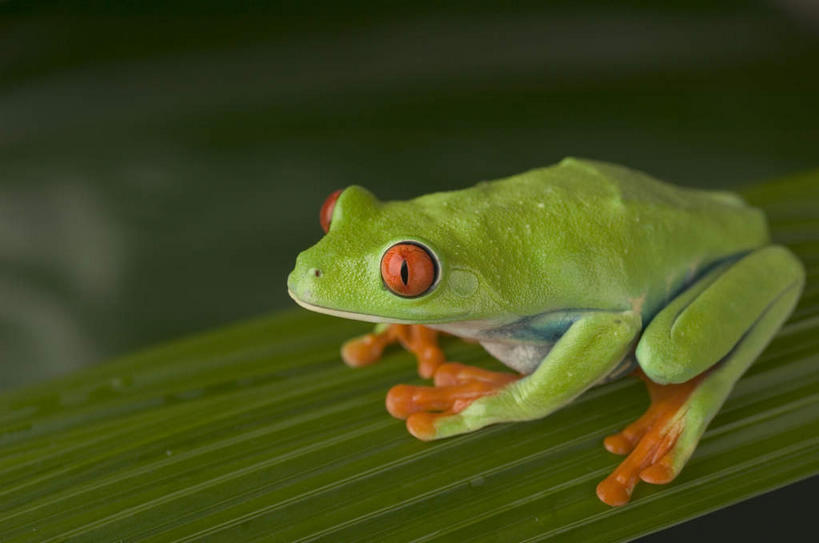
(1, 1, 817, 539)
(2, 0, 818, 389)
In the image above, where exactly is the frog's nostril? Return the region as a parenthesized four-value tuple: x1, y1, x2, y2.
(309, 268, 322, 278)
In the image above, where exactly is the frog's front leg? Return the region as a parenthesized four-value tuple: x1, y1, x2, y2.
(598, 246, 804, 506)
(386, 362, 521, 422)
(341, 324, 447, 378)
(387, 310, 642, 441)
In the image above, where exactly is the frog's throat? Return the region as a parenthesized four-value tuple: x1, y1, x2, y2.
(288, 289, 419, 324)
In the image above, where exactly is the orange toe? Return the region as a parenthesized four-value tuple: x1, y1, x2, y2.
(433, 362, 519, 387)
(596, 476, 633, 507)
(597, 437, 657, 506)
(402, 326, 445, 378)
(386, 384, 419, 418)
(386, 381, 497, 419)
(640, 457, 676, 484)
(597, 423, 683, 506)
(341, 334, 385, 367)
(597, 373, 704, 506)
(603, 434, 636, 455)
(406, 412, 441, 440)
(432, 363, 463, 386)
(602, 402, 662, 456)
(417, 345, 445, 379)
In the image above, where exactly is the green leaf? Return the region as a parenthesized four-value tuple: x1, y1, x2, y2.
(1, 171, 818, 542)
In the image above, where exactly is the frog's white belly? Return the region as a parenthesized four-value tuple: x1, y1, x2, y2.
(428, 320, 554, 375)
(479, 340, 553, 375)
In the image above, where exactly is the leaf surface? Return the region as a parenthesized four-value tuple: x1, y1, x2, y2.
(1, 171, 818, 542)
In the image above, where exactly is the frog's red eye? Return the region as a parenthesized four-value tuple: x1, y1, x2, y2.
(320, 189, 343, 233)
(381, 243, 437, 297)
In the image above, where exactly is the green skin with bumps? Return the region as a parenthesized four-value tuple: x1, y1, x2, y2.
(288, 158, 804, 487)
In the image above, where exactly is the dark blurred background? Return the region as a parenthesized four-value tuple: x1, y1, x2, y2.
(2, 0, 818, 388)
(1, 1, 817, 538)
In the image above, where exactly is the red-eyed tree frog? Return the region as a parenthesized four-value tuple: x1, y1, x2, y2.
(287, 158, 804, 506)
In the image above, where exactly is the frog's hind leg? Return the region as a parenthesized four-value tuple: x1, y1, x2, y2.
(601, 369, 695, 455)
(597, 371, 705, 505)
(597, 246, 804, 506)
(341, 324, 446, 378)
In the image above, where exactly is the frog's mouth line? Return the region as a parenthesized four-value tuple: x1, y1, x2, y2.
(287, 289, 419, 324)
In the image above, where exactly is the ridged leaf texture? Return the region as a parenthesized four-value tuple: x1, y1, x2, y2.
(0, 171, 817, 542)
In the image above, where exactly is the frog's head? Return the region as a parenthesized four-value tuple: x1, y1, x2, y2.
(287, 186, 505, 324)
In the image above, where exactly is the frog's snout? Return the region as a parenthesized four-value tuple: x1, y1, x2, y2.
(287, 252, 324, 304)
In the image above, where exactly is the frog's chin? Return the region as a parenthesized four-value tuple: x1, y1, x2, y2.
(287, 289, 419, 324)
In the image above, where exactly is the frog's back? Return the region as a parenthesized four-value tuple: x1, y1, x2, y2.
(494, 157, 755, 220)
(417, 157, 770, 317)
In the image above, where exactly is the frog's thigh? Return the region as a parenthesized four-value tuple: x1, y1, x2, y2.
(637, 246, 805, 385)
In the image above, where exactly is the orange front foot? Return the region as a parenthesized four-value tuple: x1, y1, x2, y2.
(596, 371, 704, 506)
(386, 362, 520, 440)
(341, 324, 446, 378)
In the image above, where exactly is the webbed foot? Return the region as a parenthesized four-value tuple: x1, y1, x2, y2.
(596, 370, 705, 506)
(341, 324, 446, 378)
(386, 362, 520, 440)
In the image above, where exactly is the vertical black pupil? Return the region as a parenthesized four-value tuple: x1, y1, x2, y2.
(400, 259, 409, 285)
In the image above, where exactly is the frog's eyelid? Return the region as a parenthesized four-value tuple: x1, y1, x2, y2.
(320, 189, 343, 233)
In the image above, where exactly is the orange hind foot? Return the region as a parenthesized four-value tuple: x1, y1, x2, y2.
(596, 370, 705, 506)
